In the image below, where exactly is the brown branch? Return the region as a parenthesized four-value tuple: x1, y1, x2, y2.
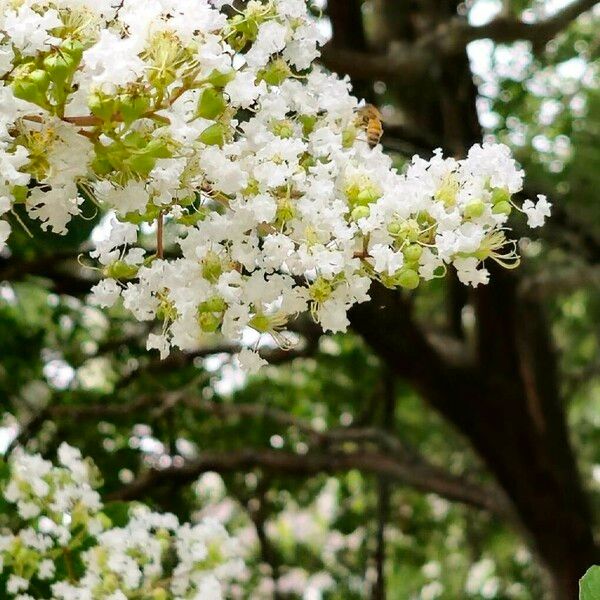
(107, 448, 514, 519)
(320, 0, 598, 80)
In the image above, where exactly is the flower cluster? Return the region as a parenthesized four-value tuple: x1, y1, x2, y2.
(0, 444, 243, 599)
(0, 0, 551, 370)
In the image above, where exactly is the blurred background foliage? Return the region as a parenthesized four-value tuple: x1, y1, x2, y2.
(1, 0, 600, 599)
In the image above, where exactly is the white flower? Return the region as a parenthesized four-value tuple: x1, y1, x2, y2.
(522, 194, 552, 228)
(236, 348, 267, 374)
(89, 279, 122, 308)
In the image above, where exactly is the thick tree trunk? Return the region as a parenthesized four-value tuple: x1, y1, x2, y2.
(338, 0, 599, 597)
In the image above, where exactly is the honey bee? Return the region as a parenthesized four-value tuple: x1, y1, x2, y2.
(356, 104, 383, 148)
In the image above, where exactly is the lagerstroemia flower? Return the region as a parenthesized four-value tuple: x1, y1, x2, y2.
(0, 444, 242, 599)
(0, 0, 551, 368)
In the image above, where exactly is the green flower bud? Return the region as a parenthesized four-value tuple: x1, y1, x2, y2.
(491, 187, 511, 205)
(258, 58, 292, 86)
(61, 38, 84, 63)
(397, 268, 420, 290)
(271, 119, 294, 139)
(199, 122, 227, 147)
(199, 296, 227, 313)
(342, 126, 357, 148)
(387, 221, 402, 236)
(356, 187, 380, 206)
(464, 200, 485, 219)
(89, 91, 116, 121)
(120, 93, 151, 125)
(103, 260, 139, 280)
(299, 114, 317, 137)
(198, 311, 221, 333)
(152, 589, 168, 600)
(399, 219, 420, 243)
(42, 53, 72, 83)
(207, 69, 236, 88)
(197, 87, 227, 120)
(201, 253, 222, 283)
(351, 206, 370, 221)
(403, 244, 423, 263)
(29, 69, 50, 91)
(492, 200, 512, 215)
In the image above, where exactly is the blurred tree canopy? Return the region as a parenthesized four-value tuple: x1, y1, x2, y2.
(1, 1, 600, 599)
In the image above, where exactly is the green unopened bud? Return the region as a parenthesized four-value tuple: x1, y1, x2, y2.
(197, 87, 226, 120)
(258, 58, 292, 86)
(387, 221, 402, 236)
(403, 244, 423, 263)
(342, 126, 357, 148)
(464, 200, 485, 219)
(199, 122, 227, 147)
(12, 75, 45, 104)
(201, 253, 222, 283)
(128, 154, 157, 177)
(120, 93, 151, 125)
(199, 296, 227, 313)
(351, 206, 370, 221)
(29, 69, 50, 91)
(492, 200, 512, 215)
(271, 119, 294, 139)
(207, 69, 235, 88)
(152, 589, 168, 600)
(399, 219, 420, 243)
(89, 91, 116, 121)
(198, 311, 221, 333)
(356, 186, 380, 206)
(299, 114, 317, 137)
(103, 260, 139, 280)
(491, 187, 511, 205)
(43, 53, 72, 83)
(61, 38, 84, 63)
(397, 268, 420, 290)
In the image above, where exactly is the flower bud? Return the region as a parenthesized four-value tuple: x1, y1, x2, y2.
(200, 296, 227, 313)
(199, 122, 227, 147)
(397, 268, 420, 290)
(103, 261, 139, 280)
(152, 589, 168, 600)
(201, 253, 223, 282)
(89, 91, 116, 121)
(207, 69, 235, 88)
(258, 58, 292, 86)
(198, 311, 221, 333)
(492, 201, 512, 216)
(403, 244, 423, 263)
(491, 187, 511, 205)
(43, 53, 72, 83)
(197, 87, 226, 120)
(120, 93, 151, 125)
(351, 206, 370, 221)
(464, 200, 485, 219)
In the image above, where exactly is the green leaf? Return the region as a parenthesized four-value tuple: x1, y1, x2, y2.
(580, 566, 600, 600)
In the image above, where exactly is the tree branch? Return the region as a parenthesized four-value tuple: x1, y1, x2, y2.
(107, 447, 514, 519)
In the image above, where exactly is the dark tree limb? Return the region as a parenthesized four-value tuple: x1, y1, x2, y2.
(107, 447, 514, 519)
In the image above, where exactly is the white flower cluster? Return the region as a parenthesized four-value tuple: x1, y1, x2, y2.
(0, 0, 551, 369)
(0, 444, 243, 599)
